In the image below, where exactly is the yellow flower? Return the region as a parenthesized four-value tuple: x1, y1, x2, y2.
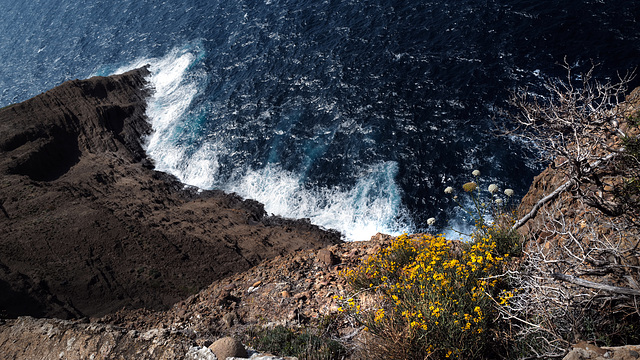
(340, 230, 514, 355)
(374, 308, 385, 322)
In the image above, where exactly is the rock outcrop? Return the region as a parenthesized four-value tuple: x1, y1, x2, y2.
(99, 234, 392, 337)
(0, 317, 192, 359)
(0, 68, 341, 320)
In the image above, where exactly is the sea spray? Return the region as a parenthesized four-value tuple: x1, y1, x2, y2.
(47, 0, 636, 243)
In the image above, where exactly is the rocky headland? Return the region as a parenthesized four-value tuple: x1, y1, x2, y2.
(0, 67, 340, 322)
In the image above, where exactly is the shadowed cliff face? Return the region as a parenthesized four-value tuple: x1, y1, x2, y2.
(0, 68, 341, 319)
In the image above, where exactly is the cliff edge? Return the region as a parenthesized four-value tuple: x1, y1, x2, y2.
(0, 68, 341, 320)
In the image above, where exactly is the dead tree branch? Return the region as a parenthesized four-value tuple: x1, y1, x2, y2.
(551, 273, 640, 296)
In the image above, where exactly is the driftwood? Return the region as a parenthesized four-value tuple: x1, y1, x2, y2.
(551, 273, 640, 296)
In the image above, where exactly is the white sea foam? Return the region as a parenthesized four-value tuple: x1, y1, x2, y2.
(225, 162, 411, 241)
(144, 50, 201, 175)
(110, 45, 208, 181)
(180, 142, 221, 190)
(110, 45, 412, 241)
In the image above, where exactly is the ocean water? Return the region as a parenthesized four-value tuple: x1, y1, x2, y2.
(0, 0, 638, 240)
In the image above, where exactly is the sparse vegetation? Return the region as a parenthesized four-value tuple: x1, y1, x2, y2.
(246, 325, 347, 360)
(494, 62, 640, 358)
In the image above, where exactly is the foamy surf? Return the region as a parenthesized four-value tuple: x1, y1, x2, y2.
(109, 45, 413, 241)
(225, 162, 413, 241)
(104, 44, 208, 181)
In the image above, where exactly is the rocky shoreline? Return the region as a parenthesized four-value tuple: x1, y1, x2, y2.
(0, 68, 340, 321)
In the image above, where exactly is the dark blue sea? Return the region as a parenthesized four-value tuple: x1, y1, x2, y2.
(1, 0, 638, 240)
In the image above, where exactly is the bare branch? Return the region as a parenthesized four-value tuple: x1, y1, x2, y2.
(512, 178, 575, 230)
(551, 273, 640, 296)
(513, 151, 620, 230)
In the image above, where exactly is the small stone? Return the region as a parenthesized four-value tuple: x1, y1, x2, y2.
(216, 291, 233, 306)
(287, 308, 299, 320)
(223, 283, 236, 291)
(222, 312, 237, 329)
(317, 249, 338, 266)
(208, 337, 248, 359)
(281, 291, 291, 298)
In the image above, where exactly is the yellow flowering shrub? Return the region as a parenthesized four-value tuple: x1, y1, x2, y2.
(341, 230, 512, 359)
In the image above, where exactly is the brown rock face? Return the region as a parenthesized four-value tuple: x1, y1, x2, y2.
(100, 234, 394, 340)
(0, 68, 341, 319)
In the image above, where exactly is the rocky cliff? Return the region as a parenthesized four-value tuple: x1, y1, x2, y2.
(0, 68, 341, 320)
(4, 67, 637, 360)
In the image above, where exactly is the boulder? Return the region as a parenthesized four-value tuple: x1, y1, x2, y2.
(209, 337, 248, 360)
